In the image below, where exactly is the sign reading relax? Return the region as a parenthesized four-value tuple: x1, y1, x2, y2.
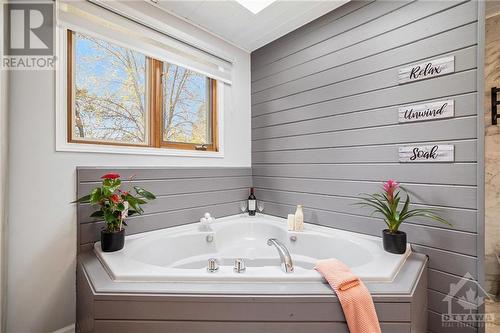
(398, 56, 455, 84)
(398, 100, 454, 123)
(399, 145, 454, 163)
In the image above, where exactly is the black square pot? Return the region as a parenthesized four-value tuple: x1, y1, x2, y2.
(101, 228, 125, 252)
(382, 229, 407, 254)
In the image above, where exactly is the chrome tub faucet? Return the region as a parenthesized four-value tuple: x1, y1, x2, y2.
(267, 238, 294, 273)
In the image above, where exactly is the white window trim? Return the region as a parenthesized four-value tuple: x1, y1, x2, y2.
(55, 26, 225, 158)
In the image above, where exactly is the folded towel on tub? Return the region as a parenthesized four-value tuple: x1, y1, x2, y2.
(315, 258, 382, 333)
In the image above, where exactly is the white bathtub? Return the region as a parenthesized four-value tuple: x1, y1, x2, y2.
(95, 214, 410, 283)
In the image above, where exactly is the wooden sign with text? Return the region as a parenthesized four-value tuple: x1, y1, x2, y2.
(398, 56, 454, 84)
(398, 100, 454, 123)
(399, 145, 454, 163)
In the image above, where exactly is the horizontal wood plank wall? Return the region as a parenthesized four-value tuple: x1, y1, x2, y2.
(251, 1, 482, 332)
(76, 167, 252, 251)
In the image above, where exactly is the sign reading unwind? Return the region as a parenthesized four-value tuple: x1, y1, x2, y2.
(399, 145, 454, 163)
(398, 100, 454, 123)
(398, 56, 455, 84)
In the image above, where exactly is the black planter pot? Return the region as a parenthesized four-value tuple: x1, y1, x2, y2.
(382, 229, 407, 254)
(101, 229, 125, 252)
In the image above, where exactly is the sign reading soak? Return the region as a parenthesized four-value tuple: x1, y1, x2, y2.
(399, 100, 454, 123)
(398, 56, 454, 84)
(399, 145, 454, 163)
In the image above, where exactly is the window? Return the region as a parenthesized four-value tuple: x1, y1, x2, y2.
(157, 61, 217, 151)
(67, 30, 218, 151)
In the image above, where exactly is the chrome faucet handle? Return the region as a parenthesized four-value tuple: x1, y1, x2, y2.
(234, 258, 246, 273)
(207, 258, 219, 272)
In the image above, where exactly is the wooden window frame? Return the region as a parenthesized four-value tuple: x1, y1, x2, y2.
(67, 30, 218, 152)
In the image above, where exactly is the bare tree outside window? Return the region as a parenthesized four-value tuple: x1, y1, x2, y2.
(68, 30, 218, 151)
(162, 63, 211, 145)
(73, 32, 147, 144)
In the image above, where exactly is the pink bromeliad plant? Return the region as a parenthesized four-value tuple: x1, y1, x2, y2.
(356, 180, 451, 233)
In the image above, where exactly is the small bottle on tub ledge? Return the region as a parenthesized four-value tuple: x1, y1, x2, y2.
(287, 214, 295, 231)
(294, 205, 304, 231)
(248, 187, 256, 216)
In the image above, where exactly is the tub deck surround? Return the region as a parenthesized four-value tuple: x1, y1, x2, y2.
(80, 250, 425, 296)
(94, 214, 410, 283)
(77, 249, 427, 333)
(78, 214, 426, 332)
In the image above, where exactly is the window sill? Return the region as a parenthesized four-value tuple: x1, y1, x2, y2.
(56, 141, 224, 158)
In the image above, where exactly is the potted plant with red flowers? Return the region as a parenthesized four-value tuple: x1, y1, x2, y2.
(356, 180, 451, 254)
(73, 173, 156, 252)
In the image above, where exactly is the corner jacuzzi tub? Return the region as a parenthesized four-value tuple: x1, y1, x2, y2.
(95, 214, 410, 283)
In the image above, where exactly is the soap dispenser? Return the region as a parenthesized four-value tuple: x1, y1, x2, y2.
(294, 205, 304, 231)
(199, 213, 213, 231)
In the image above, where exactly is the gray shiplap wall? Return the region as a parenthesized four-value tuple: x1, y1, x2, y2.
(76, 167, 252, 251)
(251, 1, 484, 332)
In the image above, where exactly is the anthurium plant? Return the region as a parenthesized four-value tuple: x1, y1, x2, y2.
(356, 180, 451, 233)
(73, 173, 156, 232)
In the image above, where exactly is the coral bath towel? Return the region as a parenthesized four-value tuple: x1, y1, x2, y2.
(315, 258, 382, 333)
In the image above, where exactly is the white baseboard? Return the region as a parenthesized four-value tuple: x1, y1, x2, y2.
(51, 324, 75, 333)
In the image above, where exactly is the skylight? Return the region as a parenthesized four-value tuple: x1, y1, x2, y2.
(235, 0, 277, 14)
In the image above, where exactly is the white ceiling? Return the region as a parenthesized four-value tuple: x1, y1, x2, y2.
(154, 0, 349, 52)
